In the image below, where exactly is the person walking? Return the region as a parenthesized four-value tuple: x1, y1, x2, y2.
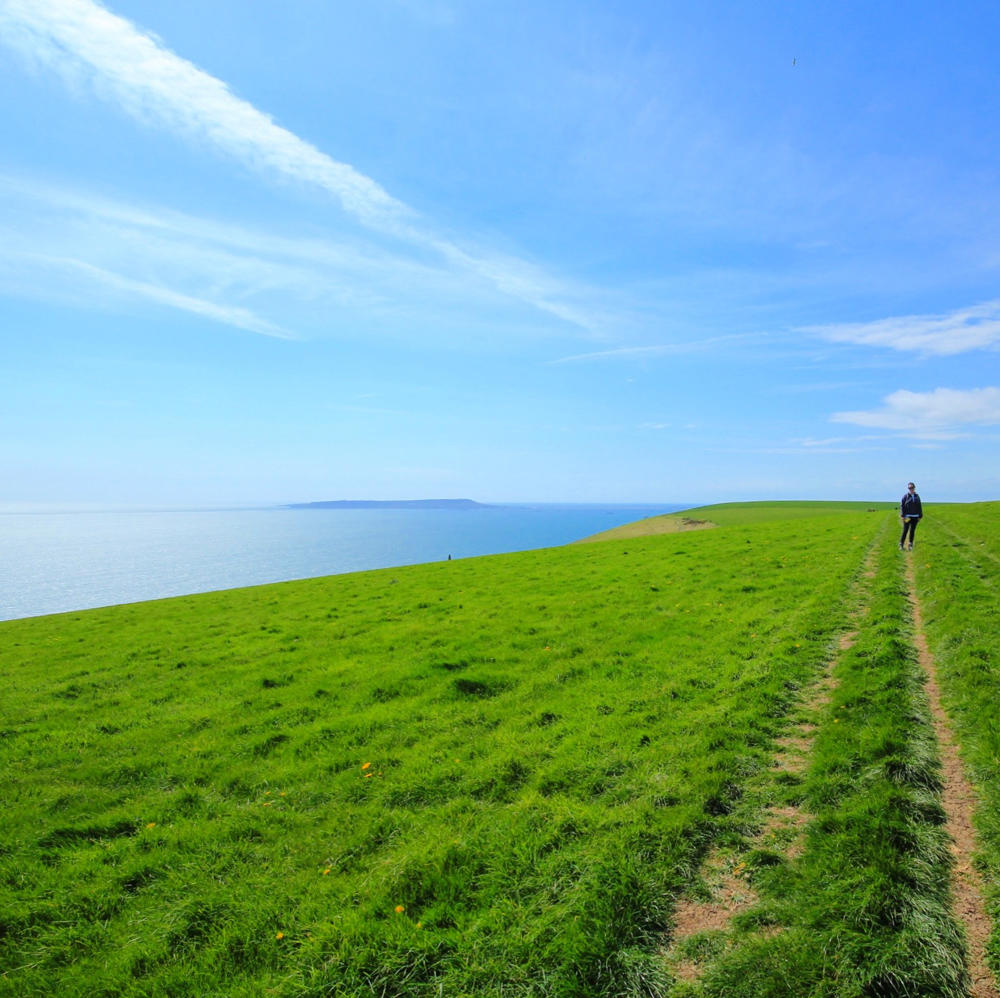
(900, 482, 922, 550)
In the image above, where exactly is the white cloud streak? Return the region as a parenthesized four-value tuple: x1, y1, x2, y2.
(805, 301, 1000, 356)
(549, 334, 752, 364)
(56, 256, 292, 338)
(832, 387, 1000, 438)
(0, 0, 597, 332)
(0, 0, 407, 229)
(799, 436, 866, 448)
(0, 175, 604, 341)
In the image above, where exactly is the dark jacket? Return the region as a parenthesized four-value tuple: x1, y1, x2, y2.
(901, 491, 923, 518)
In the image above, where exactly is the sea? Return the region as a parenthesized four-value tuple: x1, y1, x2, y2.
(0, 502, 689, 622)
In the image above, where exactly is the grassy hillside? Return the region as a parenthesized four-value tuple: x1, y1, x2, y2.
(578, 501, 895, 543)
(1, 502, 996, 996)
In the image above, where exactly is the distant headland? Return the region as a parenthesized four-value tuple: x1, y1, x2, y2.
(285, 498, 491, 510)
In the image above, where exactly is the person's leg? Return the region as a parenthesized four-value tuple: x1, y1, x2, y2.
(900, 520, 909, 548)
(908, 519, 918, 549)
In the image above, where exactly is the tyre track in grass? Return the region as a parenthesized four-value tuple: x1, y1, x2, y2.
(935, 519, 1000, 574)
(664, 529, 884, 983)
(906, 553, 1000, 998)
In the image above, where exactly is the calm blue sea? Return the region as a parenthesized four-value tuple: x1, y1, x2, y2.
(0, 503, 688, 621)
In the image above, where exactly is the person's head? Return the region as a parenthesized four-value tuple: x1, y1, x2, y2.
(907, 483, 916, 492)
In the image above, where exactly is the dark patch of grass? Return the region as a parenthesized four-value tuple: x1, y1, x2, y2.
(37, 820, 138, 849)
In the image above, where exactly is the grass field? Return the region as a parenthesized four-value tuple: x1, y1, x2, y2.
(578, 501, 896, 543)
(1, 501, 997, 996)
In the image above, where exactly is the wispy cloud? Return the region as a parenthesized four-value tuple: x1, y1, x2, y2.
(773, 381, 869, 395)
(799, 436, 868, 448)
(0, 0, 406, 227)
(549, 334, 751, 365)
(805, 301, 1000, 356)
(53, 255, 292, 338)
(0, 175, 605, 340)
(832, 387, 1000, 438)
(772, 433, 892, 454)
(0, 0, 600, 332)
(0, 178, 388, 336)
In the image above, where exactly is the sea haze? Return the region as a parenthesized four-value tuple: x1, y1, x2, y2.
(1, 502, 688, 621)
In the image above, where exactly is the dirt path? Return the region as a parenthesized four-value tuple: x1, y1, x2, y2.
(665, 538, 881, 980)
(905, 557, 999, 998)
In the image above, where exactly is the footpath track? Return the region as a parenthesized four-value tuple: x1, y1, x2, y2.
(662, 514, 1000, 996)
(662, 522, 911, 992)
(906, 505, 1000, 998)
(664, 536, 882, 984)
(906, 552, 998, 998)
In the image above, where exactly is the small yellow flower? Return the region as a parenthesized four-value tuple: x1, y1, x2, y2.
(361, 762, 372, 770)
(262, 801, 272, 806)
(834, 718, 840, 724)
(145, 822, 156, 829)
(416, 922, 423, 928)
(395, 905, 405, 914)
(322, 868, 331, 875)
(275, 932, 285, 940)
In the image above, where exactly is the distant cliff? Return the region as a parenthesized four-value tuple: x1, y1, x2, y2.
(286, 498, 490, 510)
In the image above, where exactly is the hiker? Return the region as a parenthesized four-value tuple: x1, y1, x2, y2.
(899, 482, 922, 550)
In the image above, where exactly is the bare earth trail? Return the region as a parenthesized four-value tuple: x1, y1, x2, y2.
(906, 555, 1000, 998)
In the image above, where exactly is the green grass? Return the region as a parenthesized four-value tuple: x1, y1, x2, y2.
(667, 519, 967, 996)
(911, 501, 1000, 981)
(0, 501, 996, 996)
(579, 501, 895, 542)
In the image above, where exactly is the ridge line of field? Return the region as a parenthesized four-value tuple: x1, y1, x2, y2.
(575, 501, 896, 545)
(574, 515, 717, 544)
(662, 524, 886, 984)
(906, 555, 1000, 998)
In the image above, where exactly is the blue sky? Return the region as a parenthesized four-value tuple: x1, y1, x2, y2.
(1, 0, 998, 507)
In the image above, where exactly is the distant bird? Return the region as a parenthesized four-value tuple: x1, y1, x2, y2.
(792, 57, 797, 66)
